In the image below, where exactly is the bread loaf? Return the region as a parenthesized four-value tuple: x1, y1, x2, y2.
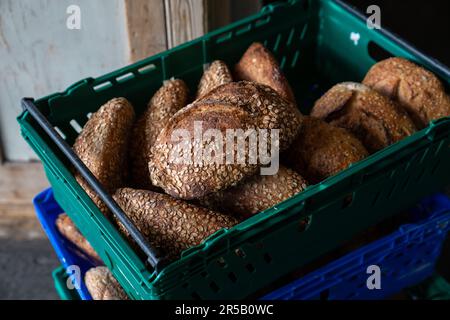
(197, 60, 233, 99)
(235, 42, 296, 103)
(285, 116, 369, 183)
(310, 82, 416, 153)
(56, 213, 101, 262)
(73, 97, 135, 216)
(85, 266, 128, 300)
(129, 79, 188, 189)
(113, 188, 240, 260)
(149, 81, 302, 199)
(363, 57, 450, 128)
(199, 165, 308, 218)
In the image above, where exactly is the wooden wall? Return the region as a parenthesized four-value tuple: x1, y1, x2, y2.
(0, 0, 259, 161)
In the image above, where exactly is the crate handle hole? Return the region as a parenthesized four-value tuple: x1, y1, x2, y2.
(368, 41, 394, 62)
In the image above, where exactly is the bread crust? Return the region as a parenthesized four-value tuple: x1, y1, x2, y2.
(310, 82, 416, 153)
(73, 97, 135, 216)
(197, 60, 233, 99)
(55, 213, 101, 262)
(113, 188, 240, 260)
(129, 79, 188, 189)
(363, 57, 450, 128)
(85, 266, 128, 300)
(285, 116, 369, 183)
(199, 165, 308, 218)
(235, 42, 296, 103)
(149, 81, 302, 199)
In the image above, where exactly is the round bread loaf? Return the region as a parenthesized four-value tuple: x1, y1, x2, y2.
(85, 266, 128, 300)
(199, 165, 308, 218)
(310, 82, 416, 153)
(196, 60, 233, 99)
(363, 57, 450, 128)
(129, 79, 188, 189)
(235, 42, 296, 103)
(73, 97, 135, 216)
(285, 116, 369, 183)
(149, 81, 302, 199)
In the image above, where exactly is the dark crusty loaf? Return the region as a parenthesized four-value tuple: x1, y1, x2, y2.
(363, 57, 450, 128)
(85, 266, 128, 300)
(235, 42, 296, 103)
(129, 79, 188, 189)
(310, 82, 416, 153)
(113, 188, 240, 260)
(55, 213, 101, 262)
(285, 116, 369, 183)
(73, 97, 135, 216)
(197, 60, 233, 99)
(199, 165, 308, 218)
(149, 81, 302, 199)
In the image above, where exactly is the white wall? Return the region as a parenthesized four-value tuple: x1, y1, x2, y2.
(0, 0, 128, 161)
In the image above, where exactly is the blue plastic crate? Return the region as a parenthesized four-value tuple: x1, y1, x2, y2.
(33, 188, 95, 300)
(262, 194, 450, 300)
(35, 188, 450, 300)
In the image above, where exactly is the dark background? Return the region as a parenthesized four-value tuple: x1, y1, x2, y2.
(344, 0, 450, 67)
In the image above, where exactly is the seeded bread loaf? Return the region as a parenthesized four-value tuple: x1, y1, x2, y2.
(73, 97, 135, 216)
(199, 165, 308, 218)
(310, 82, 416, 153)
(85, 266, 128, 300)
(285, 116, 369, 183)
(56, 213, 101, 262)
(129, 79, 189, 189)
(113, 188, 240, 260)
(235, 42, 296, 103)
(196, 60, 233, 99)
(363, 57, 450, 128)
(149, 81, 302, 199)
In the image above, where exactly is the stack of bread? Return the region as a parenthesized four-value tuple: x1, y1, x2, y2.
(59, 42, 449, 299)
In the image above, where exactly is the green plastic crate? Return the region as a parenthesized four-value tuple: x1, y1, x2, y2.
(18, 0, 450, 299)
(52, 266, 81, 301)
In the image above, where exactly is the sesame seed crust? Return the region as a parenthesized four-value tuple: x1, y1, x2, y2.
(285, 116, 369, 183)
(73, 97, 135, 216)
(149, 81, 303, 199)
(310, 82, 416, 153)
(129, 79, 189, 189)
(85, 266, 128, 300)
(235, 42, 296, 104)
(363, 57, 450, 128)
(113, 188, 240, 260)
(196, 60, 233, 99)
(199, 165, 308, 218)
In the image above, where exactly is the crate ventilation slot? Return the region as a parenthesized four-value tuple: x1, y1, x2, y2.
(216, 32, 233, 44)
(138, 64, 157, 75)
(116, 72, 135, 83)
(69, 119, 83, 133)
(54, 126, 66, 140)
(93, 81, 113, 92)
(86, 112, 93, 119)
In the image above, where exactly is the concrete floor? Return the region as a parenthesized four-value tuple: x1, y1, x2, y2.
(0, 238, 59, 299)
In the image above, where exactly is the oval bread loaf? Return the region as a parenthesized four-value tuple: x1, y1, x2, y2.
(235, 42, 296, 103)
(113, 188, 240, 260)
(129, 79, 189, 189)
(149, 81, 302, 199)
(73, 97, 135, 216)
(285, 116, 369, 183)
(55, 213, 101, 262)
(363, 57, 450, 128)
(85, 266, 128, 300)
(310, 82, 416, 153)
(196, 60, 233, 99)
(199, 165, 308, 218)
